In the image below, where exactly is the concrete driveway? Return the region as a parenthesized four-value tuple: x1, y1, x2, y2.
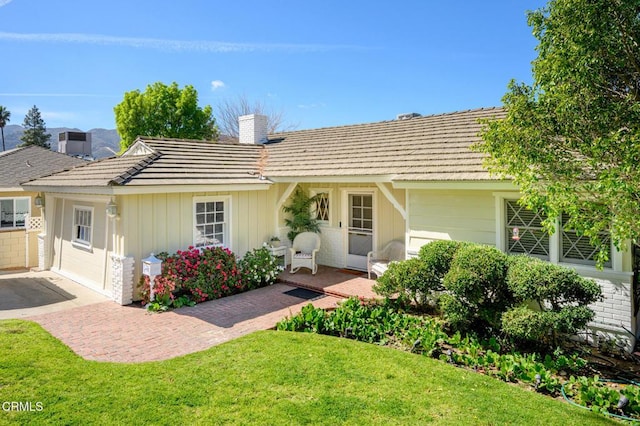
(0, 269, 108, 319)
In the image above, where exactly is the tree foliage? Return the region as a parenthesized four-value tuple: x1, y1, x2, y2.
(114, 82, 218, 151)
(0, 105, 10, 151)
(216, 94, 295, 139)
(476, 0, 640, 266)
(20, 105, 51, 149)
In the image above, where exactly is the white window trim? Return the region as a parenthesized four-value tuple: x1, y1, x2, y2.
(493, 192, 621, 271)
(310, 188, 332, 226)
(193, 196, 232, 250)
(0, 197, 31, 230)
(72, 205, 93, 249)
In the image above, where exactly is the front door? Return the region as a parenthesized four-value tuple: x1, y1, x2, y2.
(346, 193, 374, 270)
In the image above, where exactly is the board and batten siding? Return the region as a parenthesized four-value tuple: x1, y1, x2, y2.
(120, 189, 276, 298)
(50, 196, 112, 294)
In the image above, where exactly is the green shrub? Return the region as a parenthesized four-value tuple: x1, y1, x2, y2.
(504, 255, 602, 344)
(373, 258, 436, 308)
(373, 240, 471, 309)
(501, 306, 554, 342)
(442, 245, 511, 331)
(418, 240, 471, 284)
(238, 246, 283, 289)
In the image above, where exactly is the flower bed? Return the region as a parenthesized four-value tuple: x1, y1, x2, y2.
(139, 246, 283, 311)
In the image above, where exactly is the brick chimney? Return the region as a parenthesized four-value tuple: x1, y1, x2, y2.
(238, 114, 268, 144)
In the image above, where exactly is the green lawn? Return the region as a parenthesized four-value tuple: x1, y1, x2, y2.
(0, 320, 615, 425)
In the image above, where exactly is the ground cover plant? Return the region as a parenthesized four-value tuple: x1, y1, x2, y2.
(138, 246, 282, 311)
(277, 298, 639, 422)
(0, 320, 614, 425)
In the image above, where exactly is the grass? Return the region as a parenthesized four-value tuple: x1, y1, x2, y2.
(0, 320, 616, 425)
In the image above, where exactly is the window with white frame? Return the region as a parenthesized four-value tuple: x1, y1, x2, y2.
(311, 189, 331, 224)
(194, 199, 227, 248)
(73, 206, 93, 247)
(0, 197, 29, 229)
(502, 198, 613, 268)
(505, 200, 550, 259)
(560, 212, 611, 267)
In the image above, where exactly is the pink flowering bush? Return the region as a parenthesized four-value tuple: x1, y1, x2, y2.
(138, 245, 285, 311)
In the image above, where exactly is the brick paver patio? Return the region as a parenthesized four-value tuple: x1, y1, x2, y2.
(27, 267, 377, 363)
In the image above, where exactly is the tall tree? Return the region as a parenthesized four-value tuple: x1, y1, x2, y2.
(20, 105, 51, 149)
(216, 94, 295, 139)
(476, 0, 640, 266)
(0, 106, 10, 152)
(114, 82, 218, 151)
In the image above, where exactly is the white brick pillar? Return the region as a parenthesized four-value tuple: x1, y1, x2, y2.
(37, 233, 46, 271)
(111, 255, 135, 305)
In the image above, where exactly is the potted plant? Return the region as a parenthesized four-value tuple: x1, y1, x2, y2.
(269, 236, 281, 248)
(283, 187, 321, 242)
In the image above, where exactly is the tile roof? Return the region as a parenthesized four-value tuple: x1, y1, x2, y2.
(24, 138, 269, 187)
(0, 146, 87, 188)
(265, 107, 506, 181)
(23, 107, 507, 190)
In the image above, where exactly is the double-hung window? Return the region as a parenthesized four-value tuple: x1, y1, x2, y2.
(73, 206, 93, 247)
(0, 198, 29, 229)
(194, 198, 228, 248)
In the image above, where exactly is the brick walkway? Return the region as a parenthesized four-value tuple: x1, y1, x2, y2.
(24, 266, 378, 363)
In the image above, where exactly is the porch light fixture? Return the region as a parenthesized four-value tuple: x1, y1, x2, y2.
(106, 199, 118, 218)
(34, 194, 44, 208)
(512, 227, 520, 241)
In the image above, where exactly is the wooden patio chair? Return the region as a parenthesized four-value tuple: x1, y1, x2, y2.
(289, 232, 321, 275)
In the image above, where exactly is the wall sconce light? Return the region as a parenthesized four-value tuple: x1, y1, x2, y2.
(34, 194, 44, 208)
(106, 199, 118, 218)
(512, 227, 520, 241)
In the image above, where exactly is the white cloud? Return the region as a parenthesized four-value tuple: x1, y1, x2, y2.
(210, 80, 225, 91)
(0, 1, 13, 7)
(0, 31, 365, 53)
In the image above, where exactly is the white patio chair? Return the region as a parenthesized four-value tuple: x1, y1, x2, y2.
(367, 240, 405, 279)
(289, 232, 321, 275)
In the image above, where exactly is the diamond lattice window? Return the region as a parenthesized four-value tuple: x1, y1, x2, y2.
(315, 192, 330, 222)
(560, 213, 611, 267)
(505, 200, 550, 259)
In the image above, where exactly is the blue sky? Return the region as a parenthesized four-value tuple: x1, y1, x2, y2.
(0, 0, 546, 131)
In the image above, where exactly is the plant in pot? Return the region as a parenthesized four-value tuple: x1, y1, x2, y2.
(282, 187, 321, 242)
(269, 236, 281, 248)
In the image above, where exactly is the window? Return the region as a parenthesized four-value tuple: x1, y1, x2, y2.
(499, 197, 614, 269)
(0, 197, 30, 229)
(310, 189, 331, 225)
(314, 192, 330, 222)
(560, 212, 611, 267)
(194, 199, 227, 248)
(505, 200, 549, 259)
(73, 206, 93, 247)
